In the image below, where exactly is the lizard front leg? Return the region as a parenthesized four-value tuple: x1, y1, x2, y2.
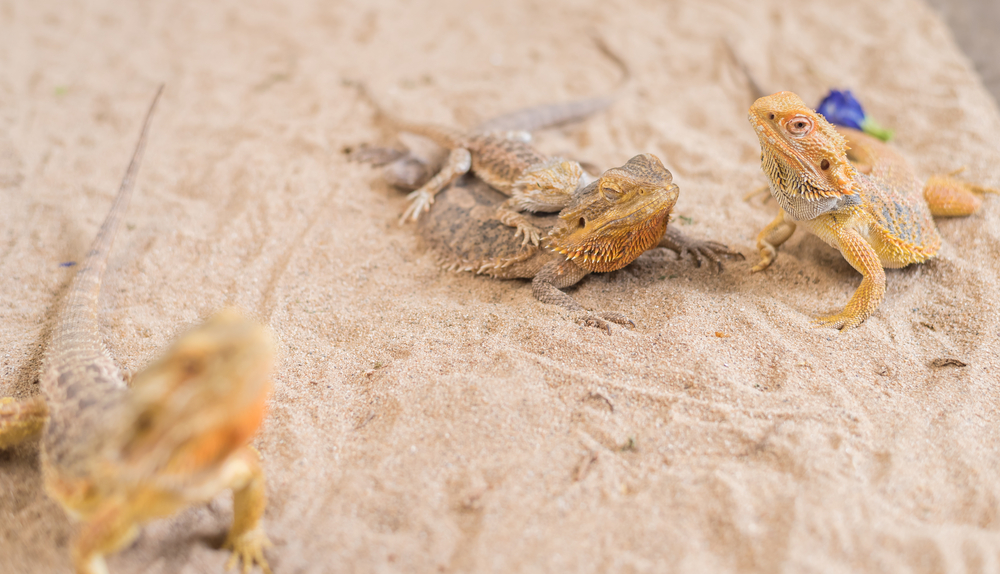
(222, 445, 272, 574)
(0, 396, 47, 449)
(814, 223, 886, 330)
(658, 226, 743, 272)
(532, 258, 633, 334)
(400, 147, 471, 223)
(751, 210, 796, 272)
(497, 160, 583, 245)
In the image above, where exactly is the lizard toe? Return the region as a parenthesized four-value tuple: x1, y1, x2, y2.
(705, 241, 745, 260)
(577, 314, 612, 335)
(223, 528, 272, 574)
(401, 190, 435, 223)
(599, 312, 635, 329)
(696, 249, 723, 273)
(512, 223, 541, 247)
(750, 257, 773, 273)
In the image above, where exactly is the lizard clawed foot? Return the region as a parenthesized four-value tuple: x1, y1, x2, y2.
(512, 221, 543, 246)
(577, 312, 635, 334)
(677, 240, 744, 273)
(223, 527, 272, 574)
(750, 246, 777, 273)
(400, 189, 435, 223)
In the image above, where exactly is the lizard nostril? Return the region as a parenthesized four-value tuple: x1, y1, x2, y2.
(768, 113, 775, 120)
(821, 159, 830, 170)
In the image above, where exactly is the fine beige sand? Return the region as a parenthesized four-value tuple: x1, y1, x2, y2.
(2, 0, 999, 572)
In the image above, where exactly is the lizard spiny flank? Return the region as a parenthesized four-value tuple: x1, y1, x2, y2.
(0, 87, 276, 574)
(749, 91, 996, 329)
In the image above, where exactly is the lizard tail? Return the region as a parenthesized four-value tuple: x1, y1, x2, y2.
(473, 97, 615, 134)
(51, 86, 163, 358)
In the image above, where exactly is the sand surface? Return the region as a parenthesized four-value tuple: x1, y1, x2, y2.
(2, 0, 1000, 572)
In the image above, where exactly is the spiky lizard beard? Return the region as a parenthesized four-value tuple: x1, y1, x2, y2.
(546, 187, 674, 273)
(759, 147, 850, 221)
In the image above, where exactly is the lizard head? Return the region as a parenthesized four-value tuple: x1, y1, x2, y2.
(113, 308, 274, 480)
(547, 153, 677, 273)
(748, 91, 858, 204)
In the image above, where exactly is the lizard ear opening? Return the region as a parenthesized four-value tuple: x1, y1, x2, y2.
(578, 217, 586, 228)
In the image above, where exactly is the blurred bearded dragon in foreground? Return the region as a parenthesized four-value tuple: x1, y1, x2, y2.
(0, 87, 275, 574)
(748, 91, 996, 329)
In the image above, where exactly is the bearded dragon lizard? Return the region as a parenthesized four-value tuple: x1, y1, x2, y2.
(419, 153, 740, 332)
(350, 96, 612, 193)
(0, 87, 275, 574)
(354, 87, 607, 246)
(748, 91, 996, 329)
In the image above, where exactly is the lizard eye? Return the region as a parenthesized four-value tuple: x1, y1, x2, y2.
(600, 185, 623, 201)
(820, 159, 830, 170)
(786, 116, 813, 137)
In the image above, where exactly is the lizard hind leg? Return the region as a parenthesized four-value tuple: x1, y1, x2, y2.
(0, 396, 47, 449)
(509, 159, 581, 213)
(531, 258, 634, 334)
(923, 175, 998, 217)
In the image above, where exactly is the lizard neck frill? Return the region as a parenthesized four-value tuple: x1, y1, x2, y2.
(547, 210, 670, 273)
(761, 147, 862, 221)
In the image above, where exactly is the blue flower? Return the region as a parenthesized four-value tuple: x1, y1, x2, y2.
(816, 89, 893, 142)
(817, 90, 865, 130)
